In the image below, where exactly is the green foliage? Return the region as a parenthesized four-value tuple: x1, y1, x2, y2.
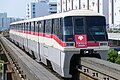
(107, 49, 120, 64)
(107, 49, 118, 63)
(115, 55, 120, 64)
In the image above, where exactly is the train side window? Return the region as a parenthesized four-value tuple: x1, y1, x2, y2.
(17, 24, 19, 30)
(17, 24, 20, 30)
(20, 24, 22, 32)
(53, 18, 63, 40)
(19, 24, 21, 31)
(16, 24, 18, 30)
(22, 23, 24, 32)
(35, 21, 39, 32)
(50, 19, 52, 34)
(10, 25, 13, 30)
(64, 17, 73, 35)
(24, 23, 26, 31)
(17, 24, 19, 31)
(26, 23, 28, 32)
(59, 18, 63, 40)
(39, 21, 44, 33)
(28, 22, 31, 32)
(34, 22, 35, 32)
(53, 19, 59, 37)
(15, 25, 16, 30)
(23, 23, 25, 32)
(31, 22, 35, 32)
(15, 24, 17, 30)
(14, 25, 16, 30)
(20, 24, 22, 31)
(45, 19, 52, 34)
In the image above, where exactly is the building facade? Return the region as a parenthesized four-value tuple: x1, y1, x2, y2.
(57, 0, 120, 26)
(0, 12, 21, 31)
(26, 2, 36, 18)
(26, 0, 57, 19)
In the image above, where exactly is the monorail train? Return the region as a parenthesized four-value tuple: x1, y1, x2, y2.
(9, 9, 110, 78)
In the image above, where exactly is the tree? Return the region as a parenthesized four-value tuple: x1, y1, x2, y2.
(107, 49, 118, 63)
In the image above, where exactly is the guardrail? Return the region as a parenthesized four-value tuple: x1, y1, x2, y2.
(78, 57, 120, 80)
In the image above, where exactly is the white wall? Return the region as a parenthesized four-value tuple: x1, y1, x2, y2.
(114, 0, 120, 25)
(73, 0, 77, 10)
(99, 0, 103, 15)
(89, 0, 98, 13)
(26, 1, 57, 19)
(62, 0, 67, 12)
(57, 0, 120, 26)
(80, 0, 88, 9)
(57, 0, 62, 13)
(66, 0, 72, 11)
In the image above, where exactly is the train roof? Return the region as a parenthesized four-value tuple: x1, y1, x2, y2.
(10, 9, 104, 25)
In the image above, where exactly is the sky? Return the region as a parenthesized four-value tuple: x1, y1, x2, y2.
(0, 0, 56, 18)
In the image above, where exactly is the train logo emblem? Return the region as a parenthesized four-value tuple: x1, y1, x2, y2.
(78, 36, 84, 41)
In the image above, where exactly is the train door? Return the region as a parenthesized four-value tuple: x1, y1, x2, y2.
(23, 23, 29, 52)
(26, 23, 29, 52)
(37, 21, 41, 60)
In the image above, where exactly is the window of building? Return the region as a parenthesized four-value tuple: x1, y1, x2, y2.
(33, 4, 35, 7)
(33, 8, 35, 10)
(33, 15, 35, 18)
(50, 4, 57, 6)
(33, 12, 35, 14)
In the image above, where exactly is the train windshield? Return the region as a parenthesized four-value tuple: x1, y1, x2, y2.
(86, 16, 108, 41)
(64, 16, 108, 41)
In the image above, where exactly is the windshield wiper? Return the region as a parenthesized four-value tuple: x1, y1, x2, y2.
(88, 29, 97, 43)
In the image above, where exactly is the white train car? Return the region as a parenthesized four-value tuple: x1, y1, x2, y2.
(10, 9, 109, 78)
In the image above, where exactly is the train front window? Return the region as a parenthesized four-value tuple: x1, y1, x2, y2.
(86, 16, 108, 41)
(64, 17, 73, 35)
(74, 17, 84, 34)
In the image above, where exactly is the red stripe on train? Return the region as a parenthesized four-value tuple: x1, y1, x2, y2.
(87, 42, 99, 47)
(12, 30, 66, 47)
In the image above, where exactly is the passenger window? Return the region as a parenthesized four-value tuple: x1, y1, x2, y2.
(28, 22, 31, 31)
(45, 19, 52, 34)
(31, 22, 35, 32)
(35, 21, 39, 32)
(40, 21, 44, 33)
(53, 18, 63, 40)
(64, 17, 73, 35)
